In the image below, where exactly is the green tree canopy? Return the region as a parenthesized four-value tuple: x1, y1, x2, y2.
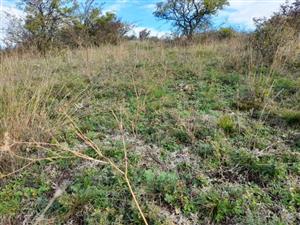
(10, 0, 130, 51)
(154, 0, 229, 38)
(21, 0, 75, 52)
(68, 0, 130, 46)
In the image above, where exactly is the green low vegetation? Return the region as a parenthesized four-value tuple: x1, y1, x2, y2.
(0, 1, 299, 224)
(0, 39, 299, 224)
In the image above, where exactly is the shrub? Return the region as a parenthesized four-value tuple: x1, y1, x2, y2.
(251, 0, 300, 66)
(217, 27, 236, 39)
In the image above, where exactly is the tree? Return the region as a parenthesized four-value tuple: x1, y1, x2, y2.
(139, 29, 151, 40)
(20, 0, 75, 52)
(153, 0, 228, 39)
(4, 0, 130, 51)
(64, 0, 130, 46)
(5, 0, 75, 51)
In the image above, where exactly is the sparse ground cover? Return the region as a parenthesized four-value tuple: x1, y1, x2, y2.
(0, 40, 299, 224)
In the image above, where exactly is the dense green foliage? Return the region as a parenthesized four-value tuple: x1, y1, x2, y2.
(154, 0, 229, 38)
(5, 0, 129, 52)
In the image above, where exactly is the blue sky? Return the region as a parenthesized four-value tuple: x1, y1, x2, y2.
(0, 0, 290, 39)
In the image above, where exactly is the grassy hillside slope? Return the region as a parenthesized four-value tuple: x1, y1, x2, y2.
(0, 40, 299, 224)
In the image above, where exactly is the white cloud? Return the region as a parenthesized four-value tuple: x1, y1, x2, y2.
(219, 0, 290, 29)
(0, 4, 24, 24)
(143, 4, 156, 10)
(0, 3, 24, 46)
(106, 0, 128, 13)
(128, 26, 170, 38)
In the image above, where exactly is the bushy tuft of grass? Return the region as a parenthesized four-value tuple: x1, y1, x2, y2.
(218, 115, 236, 134)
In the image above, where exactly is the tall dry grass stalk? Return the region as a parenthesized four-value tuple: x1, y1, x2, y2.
(1, 112, 149, 225)
(1, 43, 175, 224)
(0, 39, 255, 174)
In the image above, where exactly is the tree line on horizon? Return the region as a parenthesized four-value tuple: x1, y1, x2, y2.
(1, 0, 235, 51)
(4, 0, 131, 53)
(2, 0, 299, 63)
